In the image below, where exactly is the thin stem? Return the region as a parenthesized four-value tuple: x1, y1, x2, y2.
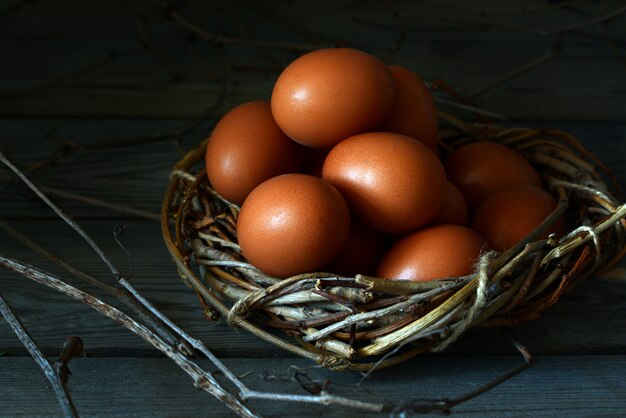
(0, 218, 188, 352)
(447, 332, 534, 407)
(433, 96, 508, 120)
(0, 53, 116, 101)
(55, 336, 84, 384)
(116, 277, 249, 395)
(0, 256, 260, 418)
(0, 152, 118, 277)
(0, 294, 79, 418)
(170, 10, 326, 52)
(0, 217, 119, 295)
(481, 0, 591, 16)
(39, 186, 160, 221)
(470, 50, 556, 99)
(550, 5, 626, 35)
(241, 390, 384, 413)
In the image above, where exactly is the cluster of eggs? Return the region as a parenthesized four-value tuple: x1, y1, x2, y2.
(205, 48, 566, 280)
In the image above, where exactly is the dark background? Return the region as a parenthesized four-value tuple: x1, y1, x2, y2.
(1, 1, 625, 416)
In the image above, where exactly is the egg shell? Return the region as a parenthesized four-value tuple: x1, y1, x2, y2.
(237, 174, 350, 278)
(205, 101, 304, 204)
(322, 132, 447, 233)
(380, 65, 439, 152)
(433, 181, 469, 226)
(471, 185, 567, 252)
(376, 224, 487, 282)
(326, 222, 386, 277)
(445, 142, 542, 212)
(271, 48, 395, 148)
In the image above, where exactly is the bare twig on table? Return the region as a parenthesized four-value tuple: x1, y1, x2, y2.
(600, 25, 626, 71)
(1, 151, 388, 414)
(433, 97, 508, 121)
(239, 0, 333, 44)
(38, 186, 161, 221)
(232, 15, 285, 70)
(54, 336, 84, 384)
(113, 225, 134, 280)
(2, 147, 539, 416)
(443, 331, 534, 410)
(418, 0, 591, 16)
(0, 257, 260, 418)
(169, 10, 328, 52)
(0, 218, 118, 295)
(182, 39, 230, 128)
(469, 36, 563, 99)
(1, 152, 118, 276)
(0, 294, 79, 418)
(0, 51, 127, 101)
(0, 217, 188, 352)
(481, 0, 591, 16)
(548, 5, 626, 36)
(138, 14, 182, 81)
(26, 131, 208, 172)
(397, 4, 626, 37)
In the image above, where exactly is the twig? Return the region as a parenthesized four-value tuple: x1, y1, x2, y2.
(38, 186, 161, 221)
(354, 14, 626, 47)
(2, 152, 523, 415)
(446, 331, 534, 408)
(0, 217, 189, 352)
(481, 0, 591, 16)
(0, 53, 117, 101)
(116, 277, 252, 397)
(1, 152, 119, 276)
(138, 14, 182, 81)
(0, 294, 79, 418)
(469, 48, 558, 99)
(433, 96, 508, 121)
(0, 256, 260, 418)
(26, 119, 212, 172)
(399, 4, 626, 38)
(549, 5, 626, 36)
(169, 10, 327, 52)
(54, 336, 84, 384)
(600, 25, 626, 71)
(0, 217, 119, 296)
(240, 0, 332, 44)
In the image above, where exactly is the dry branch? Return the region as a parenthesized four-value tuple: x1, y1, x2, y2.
(0, 294, 79, 418)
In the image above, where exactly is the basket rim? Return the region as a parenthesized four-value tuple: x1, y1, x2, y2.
(161, 116, 626, 370)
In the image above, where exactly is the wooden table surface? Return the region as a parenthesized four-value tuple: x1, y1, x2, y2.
(1, 1, 625, 417)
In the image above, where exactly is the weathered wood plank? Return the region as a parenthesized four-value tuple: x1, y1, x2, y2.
(2, 79, 624, 121)
(0, 0, 624, 120)
(1, 119, 625, 219)
(0, 219, 624, 357)
(1, 356, 626, 417)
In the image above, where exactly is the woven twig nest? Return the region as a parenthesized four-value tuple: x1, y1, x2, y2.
(161, 113, 626, 371)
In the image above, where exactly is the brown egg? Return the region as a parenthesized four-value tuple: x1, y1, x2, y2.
(380, 65, 438, 152)
(433, 181, 469, 226)
(205, 101, 304, 204)
(271, 48, 395, 148)
(445, 142, 542, 212)
(471, 185, 567, 252)
(322, 132, 446, 233)
(237, 174, 350, 278)
(377, 224, 487, 282)
(326, 222, 386, 277)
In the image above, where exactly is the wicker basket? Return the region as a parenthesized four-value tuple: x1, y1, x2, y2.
(161, 113, 626, 371)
